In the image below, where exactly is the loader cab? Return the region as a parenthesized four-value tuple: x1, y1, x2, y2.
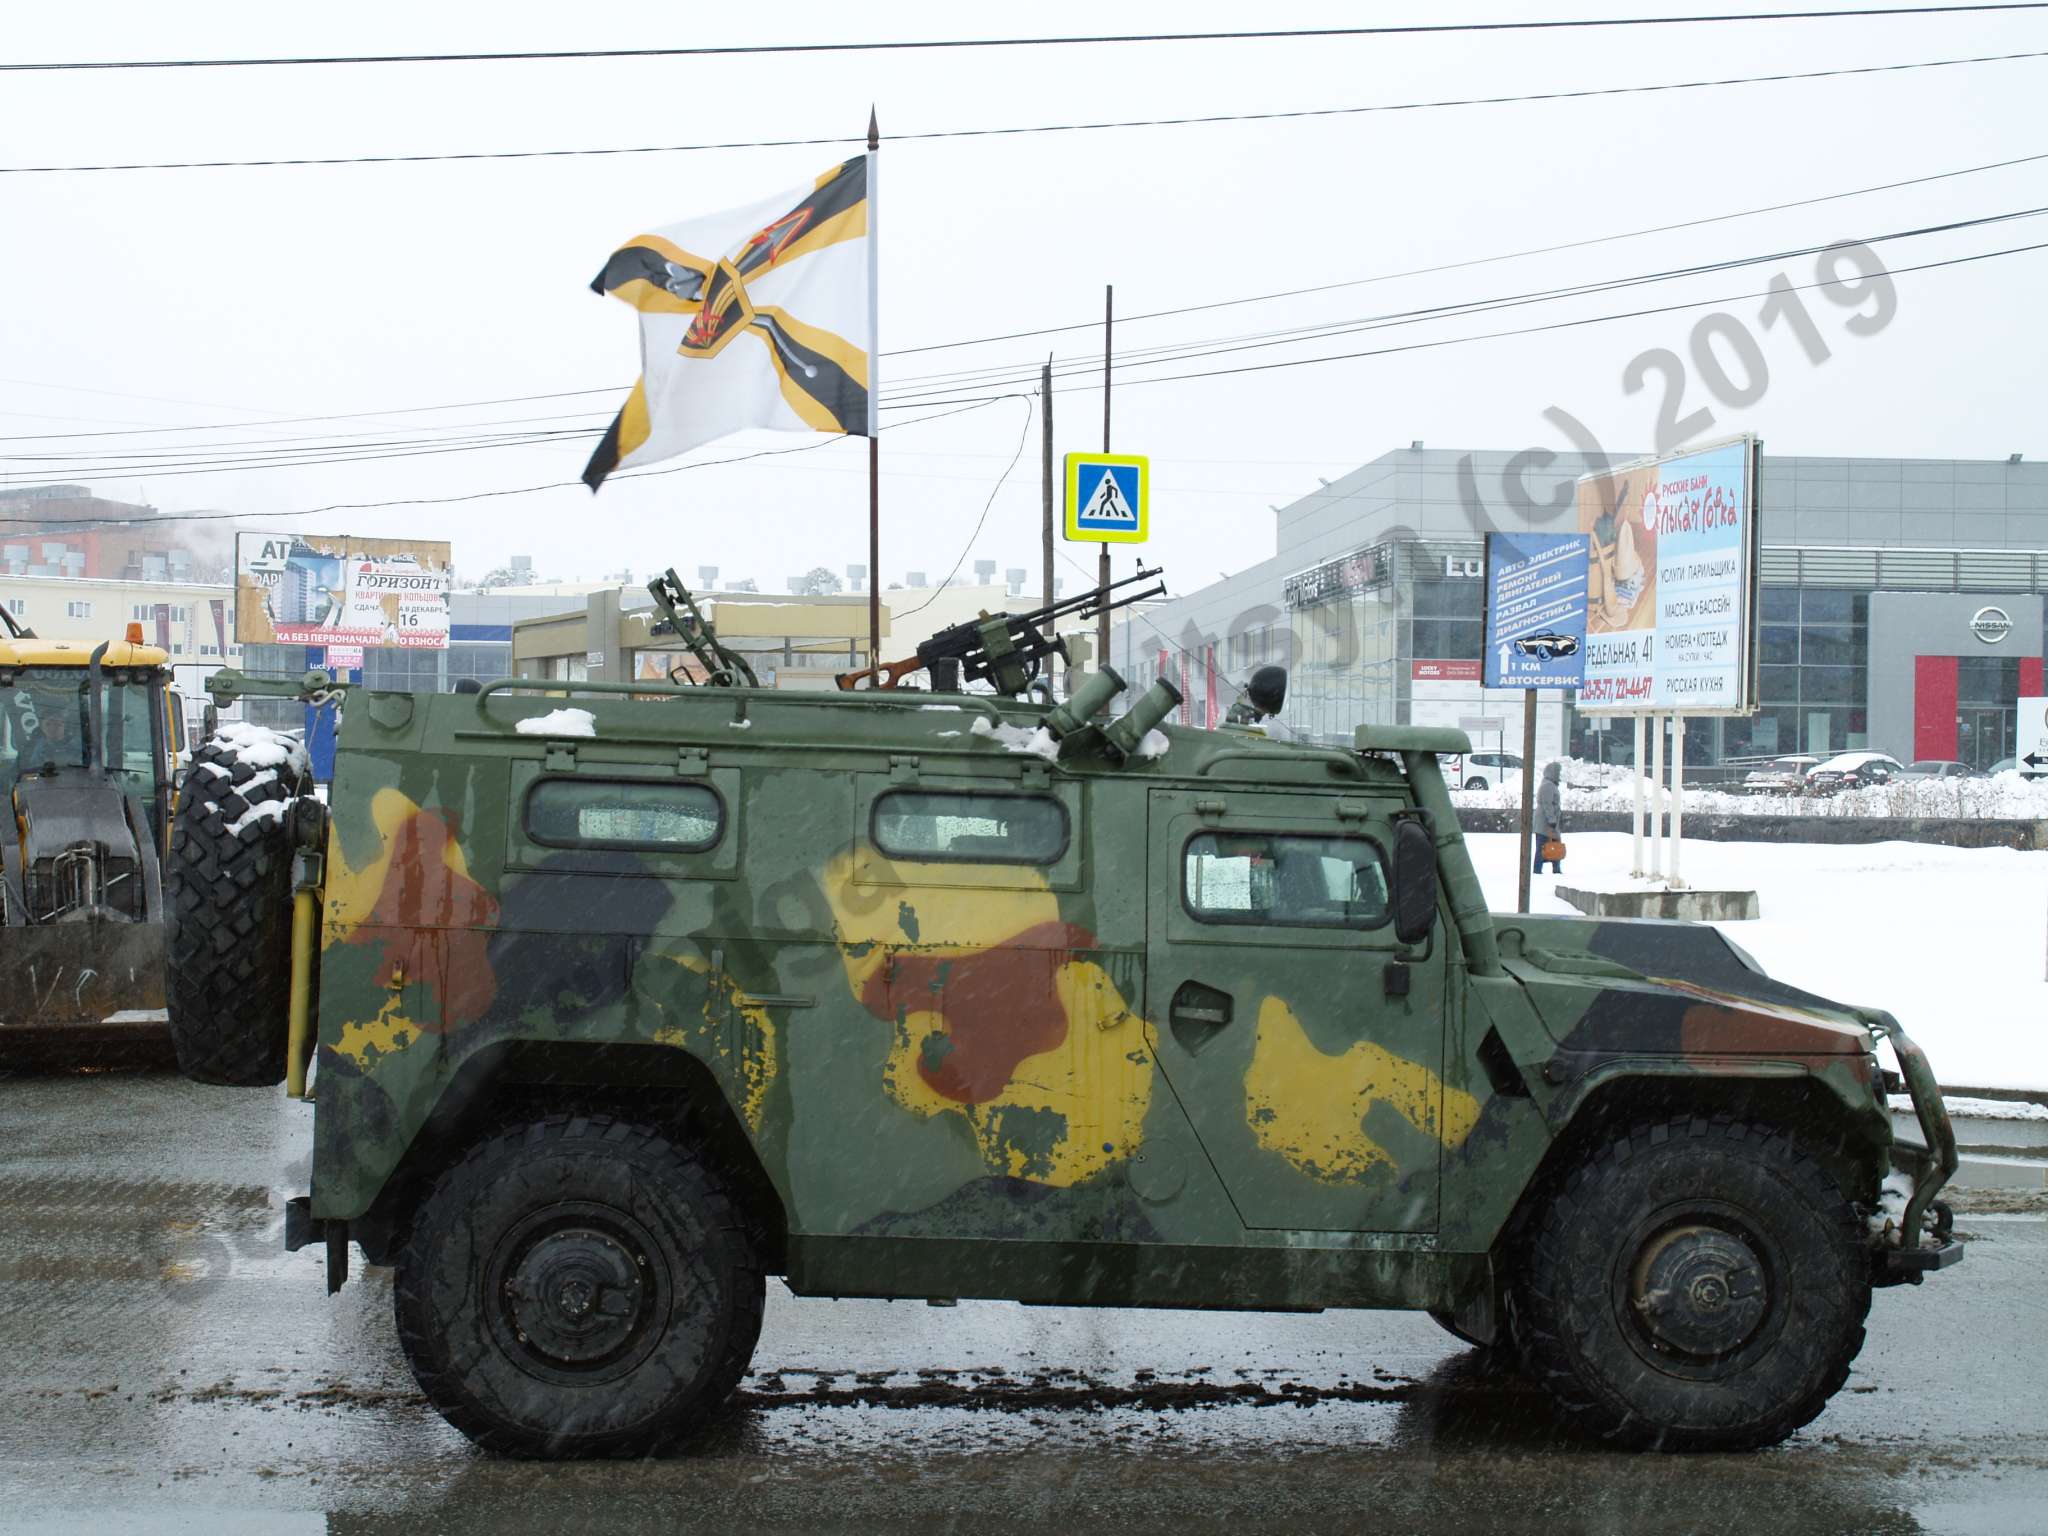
(0, 642, 181, 853)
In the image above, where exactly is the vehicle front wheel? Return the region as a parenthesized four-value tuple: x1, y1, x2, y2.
(394, 1114, 765, 1458)
(1513, 1116, 1869, 1450)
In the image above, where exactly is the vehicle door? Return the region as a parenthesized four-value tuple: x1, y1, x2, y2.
(1144, 787, 1460, 1232)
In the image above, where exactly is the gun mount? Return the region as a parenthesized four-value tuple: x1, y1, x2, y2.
(837, 565, 1164, 696)
(645, 570, 759, 689)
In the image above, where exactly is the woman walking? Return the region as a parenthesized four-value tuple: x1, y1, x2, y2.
(1533, 761, 1565, 875)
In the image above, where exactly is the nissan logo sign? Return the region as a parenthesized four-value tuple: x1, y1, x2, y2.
(1970, 605, 2015, 644)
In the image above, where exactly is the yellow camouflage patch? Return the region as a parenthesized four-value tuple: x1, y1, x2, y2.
(1243, 996, 1480, 1181)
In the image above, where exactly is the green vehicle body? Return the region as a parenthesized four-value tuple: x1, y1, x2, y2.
(280, 670, 1957, 1337)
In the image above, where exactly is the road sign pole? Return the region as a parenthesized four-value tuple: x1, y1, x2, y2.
(1517, 688, 1538, 914)
(1648, 712, 1666, 879)
(1631, 714, 1646, 876)
(1670, 711, 1686, 888)
(1098, 284, 1113, 687)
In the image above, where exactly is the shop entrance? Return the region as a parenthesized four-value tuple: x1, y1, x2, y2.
(1957, 707, 2013, 770)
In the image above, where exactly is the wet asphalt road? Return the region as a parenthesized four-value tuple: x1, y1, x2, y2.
(2, 1073, 2045, 1535)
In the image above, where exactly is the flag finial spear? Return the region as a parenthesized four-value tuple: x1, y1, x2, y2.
(867, 107, 879, 152)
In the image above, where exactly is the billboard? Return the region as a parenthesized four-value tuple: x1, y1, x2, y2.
(1575, 435, 1759, 715)
(1482, 532, 1589, 689)
(235, 533, 452, 650)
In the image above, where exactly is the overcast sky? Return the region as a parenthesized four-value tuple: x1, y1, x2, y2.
(4, 1, 2045, 598)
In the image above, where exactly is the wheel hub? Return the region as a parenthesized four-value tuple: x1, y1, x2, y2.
(1630, 1222, 1768, 1361)
(501, 1224, 650, 1370)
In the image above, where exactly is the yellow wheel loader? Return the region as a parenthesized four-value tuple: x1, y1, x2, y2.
(0, 608, 190, 1065)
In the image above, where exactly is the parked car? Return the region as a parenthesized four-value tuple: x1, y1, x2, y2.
(1739, 754, 1819, 795)
(1805, 751, 1905, 794)
(1990, 757, 2017, 775)
(1903, 760, 1982, 780)
(1511, 632, 1580, 660)
(1453, 750, 1523, 790)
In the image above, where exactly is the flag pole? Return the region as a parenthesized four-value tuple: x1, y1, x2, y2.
(866, 107, 882, 684)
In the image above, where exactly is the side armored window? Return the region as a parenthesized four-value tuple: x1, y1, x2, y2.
(526, 779, 722, 851)
(1183, 832, 1391, 929)
(872, 790, 1066, 864)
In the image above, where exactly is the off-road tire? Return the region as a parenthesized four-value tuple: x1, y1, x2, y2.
(163, 733, 311, 1086)
(1513, 1115, 1869, 1451)
(394, 1114, 765, 1459)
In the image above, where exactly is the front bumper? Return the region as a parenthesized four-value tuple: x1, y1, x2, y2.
(1866, 1013, 1964, 1283)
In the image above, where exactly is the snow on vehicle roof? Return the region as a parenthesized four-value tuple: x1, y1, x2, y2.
(1813, 750, 1898, 772)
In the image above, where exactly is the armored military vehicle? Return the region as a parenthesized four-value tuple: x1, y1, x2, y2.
(169, 571, 1960, 1458)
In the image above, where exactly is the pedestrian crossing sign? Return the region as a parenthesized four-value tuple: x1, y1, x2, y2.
(1064, 452, 1149, 543)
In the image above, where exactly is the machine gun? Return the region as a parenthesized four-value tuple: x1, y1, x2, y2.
(644, 569, 760, 689)
(836, 565, 1164, 696)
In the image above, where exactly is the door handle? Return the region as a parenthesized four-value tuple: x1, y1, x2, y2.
(1168, 980, 1233, 1056)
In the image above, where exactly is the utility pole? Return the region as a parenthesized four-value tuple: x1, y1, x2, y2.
(1098, 284, 1112, 681)
(865, 108, 882, 685)
(1040, 356, 1055, 694)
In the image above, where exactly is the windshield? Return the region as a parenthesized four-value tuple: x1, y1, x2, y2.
(3, 668, 166, 808)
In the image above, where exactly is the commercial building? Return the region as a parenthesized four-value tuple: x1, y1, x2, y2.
(1109, 446, 2048, 771)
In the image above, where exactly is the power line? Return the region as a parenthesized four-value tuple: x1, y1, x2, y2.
(875, 205, 2048, 405)
(893, 397, 1038, 620)
(8, 48, 2043, 174)
(8, 7, 2043, 72)
(0, 395, 1021, 525)
(3, 143, 2040, 444)
(11, 204, 2044, 482)
(899, 235, 2048, 407)
(887, 146, 2048, 358)
(5, 139, 2039, 454)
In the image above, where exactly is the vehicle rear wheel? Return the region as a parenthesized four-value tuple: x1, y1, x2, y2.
(163, 725, 312, 1086)
(1513, 1115, 1869, 1450)
(1466, 776, 1489, 791)
(394, 1114, 765, 1459)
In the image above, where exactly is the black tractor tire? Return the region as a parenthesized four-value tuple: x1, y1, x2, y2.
(163, 731, 311, 1087)
(1513, 1115, 1870, 1451)
(394, 1115, 766, 1459)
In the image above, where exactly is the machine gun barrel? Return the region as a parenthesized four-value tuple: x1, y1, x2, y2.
(836, 565, 1165, 694)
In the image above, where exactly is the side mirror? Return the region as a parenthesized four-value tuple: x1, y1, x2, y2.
(1392, 815, 1439, 946)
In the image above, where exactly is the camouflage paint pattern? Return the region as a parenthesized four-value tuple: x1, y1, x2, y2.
(304, 684, 1902, 1311)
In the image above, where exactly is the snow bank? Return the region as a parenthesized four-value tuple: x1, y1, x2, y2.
(214, 721, 312, 780)
(1890, 1094, 2048, 1121)
(1472, 831, 2048, 1093)
(515, 707, 597, 738)
(1452, 759, 2048, 821)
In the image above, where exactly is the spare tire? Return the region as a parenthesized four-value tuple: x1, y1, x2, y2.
(165, 723, 315, 1087)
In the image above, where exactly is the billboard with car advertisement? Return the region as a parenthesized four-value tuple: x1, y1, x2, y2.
(1575, 434, 1759, 715)
(234, 533, 452, 650)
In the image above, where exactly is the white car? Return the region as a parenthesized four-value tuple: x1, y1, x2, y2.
(1442, 750, 1524, 791)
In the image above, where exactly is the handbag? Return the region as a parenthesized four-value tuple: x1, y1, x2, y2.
(1541, 838, 1566, 862)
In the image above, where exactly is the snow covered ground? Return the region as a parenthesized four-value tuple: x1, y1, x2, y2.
(1454, 763, 2048, 821)
(1466, 832, 2048, 1095)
